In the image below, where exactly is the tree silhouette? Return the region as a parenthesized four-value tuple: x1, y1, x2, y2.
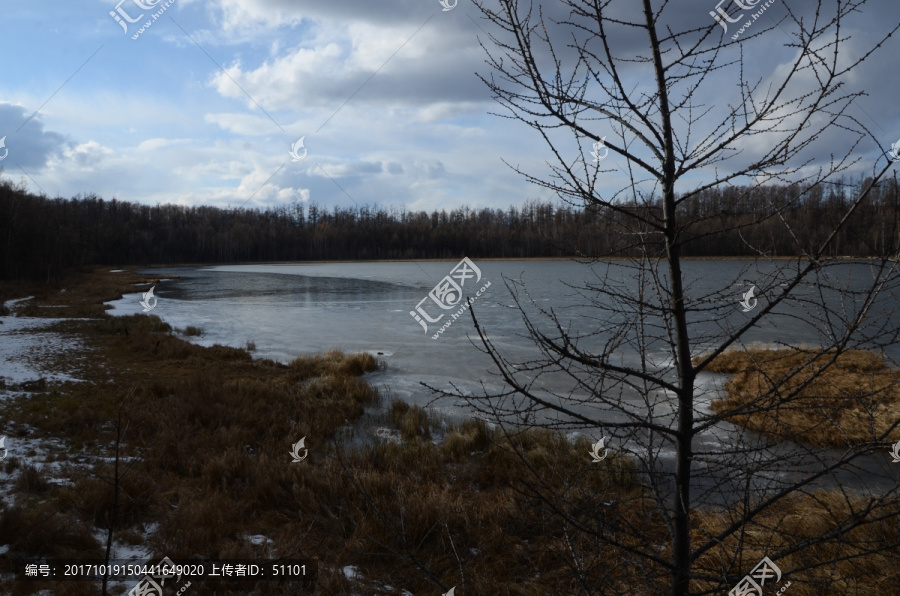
(448, 0, 900, 593)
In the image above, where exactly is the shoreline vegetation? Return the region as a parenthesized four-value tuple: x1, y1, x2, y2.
(104, 254, 882, 271)
(698, 349, 900, 448)
(3, 177, 900, 283)
(1, 269, 898, 593)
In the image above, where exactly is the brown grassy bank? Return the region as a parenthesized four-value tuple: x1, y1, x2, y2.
(693, 490, 900, 594)
(0, 267, 170, 320)
(698, 348, 900, 447)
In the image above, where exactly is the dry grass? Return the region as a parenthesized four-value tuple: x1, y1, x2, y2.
(440, 417, 492, 461)
(0, 267, 170, 319)
(288, 349, 379, 379)
(697, 348, 900, 447)
(693, 491, 900, 595)
(0, 502, 102, 559)
(389, 399, 432, 440)
(13, 464, 50, 495)
(0, 501, 104, 596)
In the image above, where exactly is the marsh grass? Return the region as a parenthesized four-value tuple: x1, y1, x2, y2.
(389, 399, 432, 440)
(0, 502, 102, 559)
(13, 464, 50, 495)
(698, 348, 900, 447)
(0, 267, 171, 319)
(692, 491, 900, 595)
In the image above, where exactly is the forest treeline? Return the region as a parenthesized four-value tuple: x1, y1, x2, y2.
(1, 176, 899, 280)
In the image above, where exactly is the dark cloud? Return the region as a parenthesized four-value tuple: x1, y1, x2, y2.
(0, 104, 67, 171)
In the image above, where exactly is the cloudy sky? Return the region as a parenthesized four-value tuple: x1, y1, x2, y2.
(0, 0, 898, 212)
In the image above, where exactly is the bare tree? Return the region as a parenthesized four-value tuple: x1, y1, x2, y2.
(447, 0, 900, 593)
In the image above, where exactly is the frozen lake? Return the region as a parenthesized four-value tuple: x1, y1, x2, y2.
(104, 259, 900, 501)
(105, 259, 900, 405)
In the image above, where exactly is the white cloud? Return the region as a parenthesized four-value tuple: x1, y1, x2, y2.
(64, 141, 113, 169)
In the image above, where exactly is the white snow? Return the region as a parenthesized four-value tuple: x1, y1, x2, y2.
(0, 426, 85, 508)
(374, 427, 402, 443)
(0, 313, 83, 386)
(91, 528, 154, 561)
(342, 565, 360, 580)
(0, 302, 95, 518)
(4, 296, 34, 309)
(245, 534, 273, 546)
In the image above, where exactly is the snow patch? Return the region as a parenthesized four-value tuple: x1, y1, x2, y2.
(0, 315, 83, 385)
(342, 565, 360, 580)
(375, 427, 402, 443)
(0, 428, 86, 509)
(4, 296, 34, 311)
(245, 534, 273, 546)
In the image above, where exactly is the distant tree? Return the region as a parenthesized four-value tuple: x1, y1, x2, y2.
(2, 174, 900, 279)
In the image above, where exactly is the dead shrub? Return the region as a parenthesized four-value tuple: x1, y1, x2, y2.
(442, 417, 493, 461)
(0, 503, 101, 558)
(13, 464, 50, 494)
(60, 466, 156, 529)
(288, 349, 378, 380)
(388, 400, 431, 441)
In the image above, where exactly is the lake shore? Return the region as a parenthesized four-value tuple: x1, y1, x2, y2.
(122, 254, 880, 270)
(1, 268, 897, 594)
(699, 348, 900, 448)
